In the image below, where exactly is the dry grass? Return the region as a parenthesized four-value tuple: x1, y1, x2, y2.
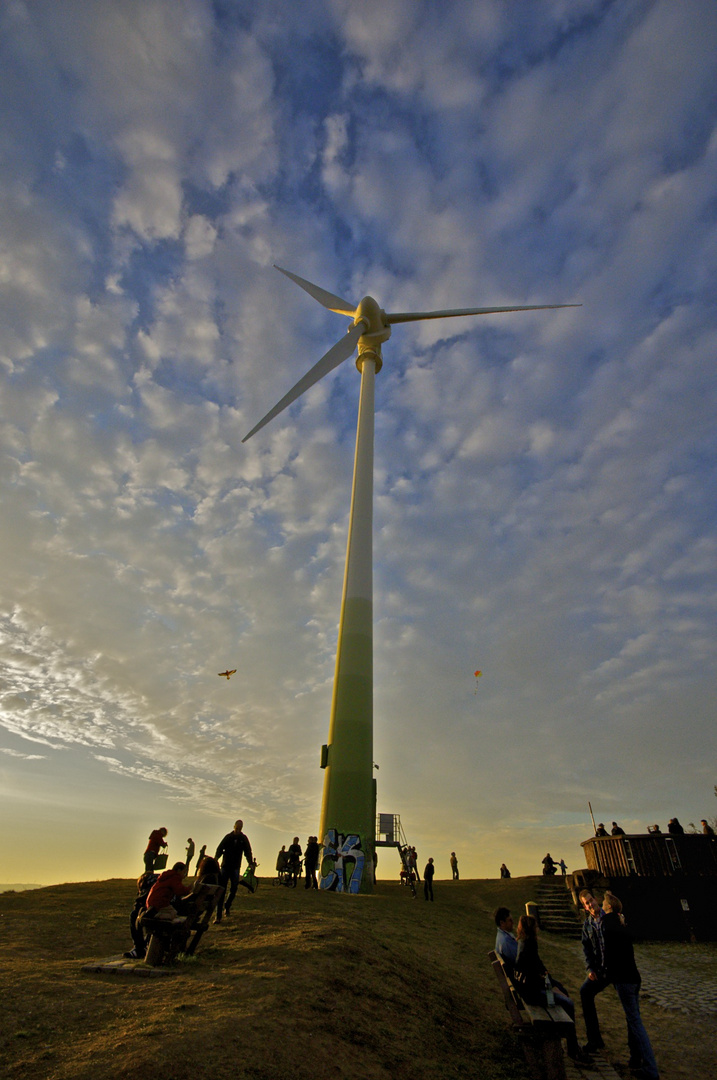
(0, 875, 712, 1079)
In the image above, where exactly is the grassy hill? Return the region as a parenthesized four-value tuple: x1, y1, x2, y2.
(0, 875, 708, 1079)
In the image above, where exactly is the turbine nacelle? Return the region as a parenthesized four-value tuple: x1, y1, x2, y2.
(241, 264, 581, 443)
(355, 295, 389, 372)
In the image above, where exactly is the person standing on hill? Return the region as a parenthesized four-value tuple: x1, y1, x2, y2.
(143, 827, 168, 872)
(304, 836, 320, 890)
(409, 847, 420, 881)
(450, 851, 459, 880)
(214, 819, 253, 922)
(185, 838, 195, 872)
(194, 844, 207, 874)
(423, 857, 435, 901)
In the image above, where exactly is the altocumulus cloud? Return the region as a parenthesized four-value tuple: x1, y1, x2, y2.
(0, 0, 716, 881)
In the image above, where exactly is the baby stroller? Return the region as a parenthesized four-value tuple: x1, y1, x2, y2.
(274, 853, 302, 887)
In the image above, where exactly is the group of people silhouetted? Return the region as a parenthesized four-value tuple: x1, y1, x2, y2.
(128, 819, 257, 959)
(275, 835, 321, 888)
(540, 852, 568, 876)
(596, 815, 715, 837)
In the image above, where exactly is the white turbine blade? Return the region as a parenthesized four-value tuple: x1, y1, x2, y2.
(386, 303, 581, 324)
(274, 265, 356, 316)
(242, 321, 365, 442)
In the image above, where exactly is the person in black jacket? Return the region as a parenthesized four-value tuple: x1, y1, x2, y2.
(304, 836, 320, 889)
(124, 870, 158, 958)
(602, 892, 659, 1080)
(214, 819, 253, 922)
(423, 857, 435, 901)
(579, 888, 610, 1053)
(514, 915, 591, 1064)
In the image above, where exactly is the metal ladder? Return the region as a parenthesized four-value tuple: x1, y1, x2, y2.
(622, 837, 638, 874)
(664, 836, 682, 871)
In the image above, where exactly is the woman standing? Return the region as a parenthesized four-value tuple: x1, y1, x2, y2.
(514, 914, 592, 1065)
(601, 892, 659, 1080)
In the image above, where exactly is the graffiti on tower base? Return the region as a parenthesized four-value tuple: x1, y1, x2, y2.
(320, 829, 365, 893)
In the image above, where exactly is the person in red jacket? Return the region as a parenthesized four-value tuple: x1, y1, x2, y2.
(145, 862, 192, 919)
(144, 827, 168, 872)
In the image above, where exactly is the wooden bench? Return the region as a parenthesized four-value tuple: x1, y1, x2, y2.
(141, 883, 225, 967)
(488, 950, 574, 1080)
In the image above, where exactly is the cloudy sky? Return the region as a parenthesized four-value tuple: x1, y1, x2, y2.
(1, 0, 716, 887)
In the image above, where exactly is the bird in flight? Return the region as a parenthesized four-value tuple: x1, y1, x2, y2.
(218, 669, 237, 680)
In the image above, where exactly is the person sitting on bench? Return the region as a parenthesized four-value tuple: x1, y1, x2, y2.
(514, 914, 592, 1065)
(145, 862, 192, 920)
(494, 907, 518, 970)
(173, 857, 222, 920)
(124, 870, 159, 959)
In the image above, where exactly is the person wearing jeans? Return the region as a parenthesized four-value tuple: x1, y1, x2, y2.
(579, 888, 610, 1052)
(602, 892, 660, 1080)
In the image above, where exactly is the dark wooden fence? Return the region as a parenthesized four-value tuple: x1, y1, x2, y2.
(581, 833, 717, 878)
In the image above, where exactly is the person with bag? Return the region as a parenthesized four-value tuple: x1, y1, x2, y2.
(143, 827, 168, 872)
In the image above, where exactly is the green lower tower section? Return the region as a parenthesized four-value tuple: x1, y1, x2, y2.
(318, 356, 377, 894)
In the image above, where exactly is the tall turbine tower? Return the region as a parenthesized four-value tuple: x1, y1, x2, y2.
(244, 265, 579, 893)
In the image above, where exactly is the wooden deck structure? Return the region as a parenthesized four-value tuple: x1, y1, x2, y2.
(571, 832, 717, 941)
(581, 832, 717, 878)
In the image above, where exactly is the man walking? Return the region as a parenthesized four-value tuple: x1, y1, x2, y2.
(579, 888, 610, 1053)
(215, 819, 253, 922)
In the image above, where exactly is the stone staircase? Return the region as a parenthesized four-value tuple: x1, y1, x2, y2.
(530, 876, 583, 938)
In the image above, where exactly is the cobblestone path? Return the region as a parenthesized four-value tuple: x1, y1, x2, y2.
(634, 941, 717, 1013)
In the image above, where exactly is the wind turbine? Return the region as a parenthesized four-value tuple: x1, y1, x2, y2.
(244, 265, 579, 893)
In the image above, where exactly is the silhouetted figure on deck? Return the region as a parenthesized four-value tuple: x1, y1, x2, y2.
(667, 817, 684, 835)
(595, 823, 608, 837)
(611, 822, 625, 836)
(701, 819, 715, 836)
